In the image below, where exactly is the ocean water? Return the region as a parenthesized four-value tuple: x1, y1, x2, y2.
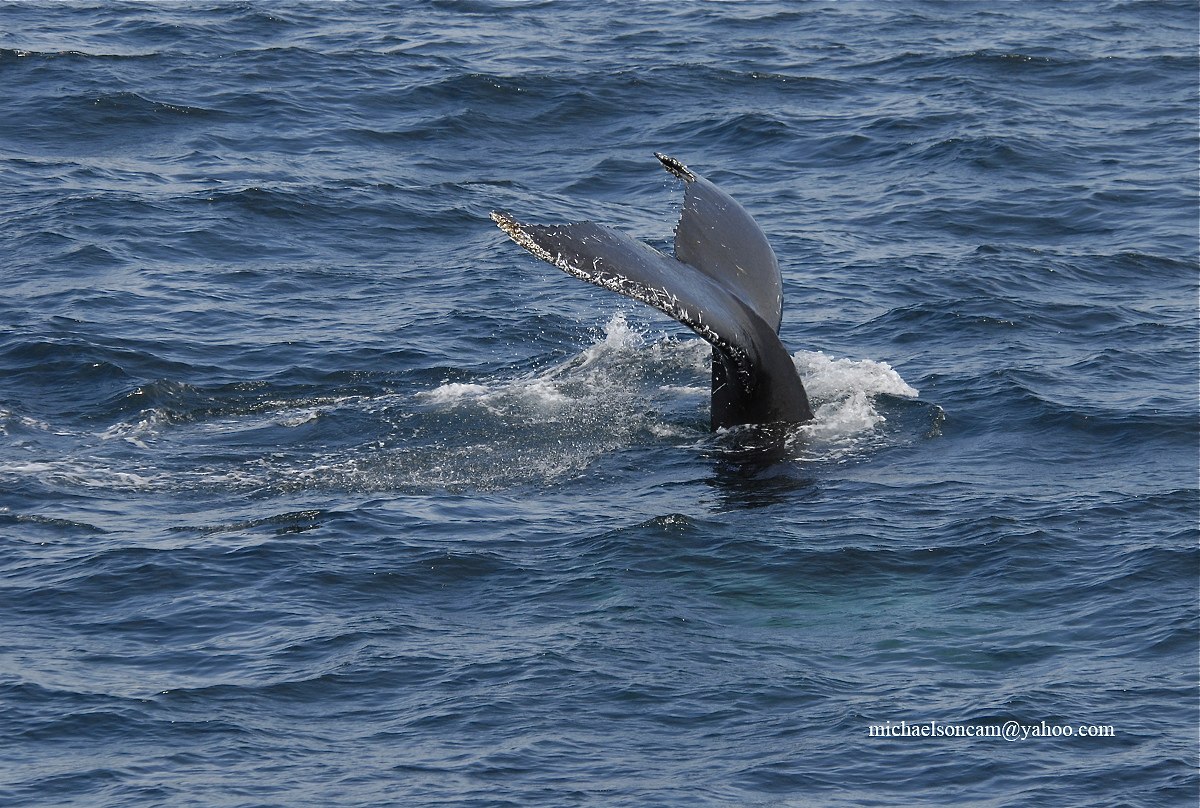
(1, 1, 1197, 805)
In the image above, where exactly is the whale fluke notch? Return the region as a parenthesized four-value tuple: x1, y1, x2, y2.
(491, 154, 813, 430)
(654, 152, 695, 182)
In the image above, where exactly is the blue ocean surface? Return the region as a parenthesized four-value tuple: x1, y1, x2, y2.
(1, 1, 1197, 805)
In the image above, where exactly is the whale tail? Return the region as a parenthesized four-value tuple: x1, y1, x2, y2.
(491, 154, 812, 429)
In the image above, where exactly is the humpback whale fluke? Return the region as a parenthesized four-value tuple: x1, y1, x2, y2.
(491, 153, 814, 430)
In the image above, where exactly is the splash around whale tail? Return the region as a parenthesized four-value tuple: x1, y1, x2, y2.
(491, 153, 812, 430)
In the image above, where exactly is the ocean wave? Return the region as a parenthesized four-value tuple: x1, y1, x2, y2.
(0, 47, 162, 62)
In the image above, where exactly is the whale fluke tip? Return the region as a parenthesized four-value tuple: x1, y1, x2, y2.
(491, 210, 523, 237)
(655, 152, 695, 182)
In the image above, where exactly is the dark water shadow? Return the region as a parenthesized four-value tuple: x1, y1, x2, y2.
(700, 424, 818, 511)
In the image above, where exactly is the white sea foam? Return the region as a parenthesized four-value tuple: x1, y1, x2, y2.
(420, 314, 659, 419)
(790, 350, 919, 450)
(274, 408, 322, 428)
(575, 311, 645, 366)
(405, 313, 711, 486)
(658, 384, 707, 397)
(0, 408, 57, 436)
(417, 382, 489, 405)
(99, 413, 164, 448)
(0, 460, 157, 491)
(794, 350, 918, 401)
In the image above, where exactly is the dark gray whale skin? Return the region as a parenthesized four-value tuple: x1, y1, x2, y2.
(492, 153, 814, 431)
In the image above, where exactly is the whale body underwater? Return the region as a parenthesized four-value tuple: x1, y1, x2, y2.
(492, 153, 814, 431)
